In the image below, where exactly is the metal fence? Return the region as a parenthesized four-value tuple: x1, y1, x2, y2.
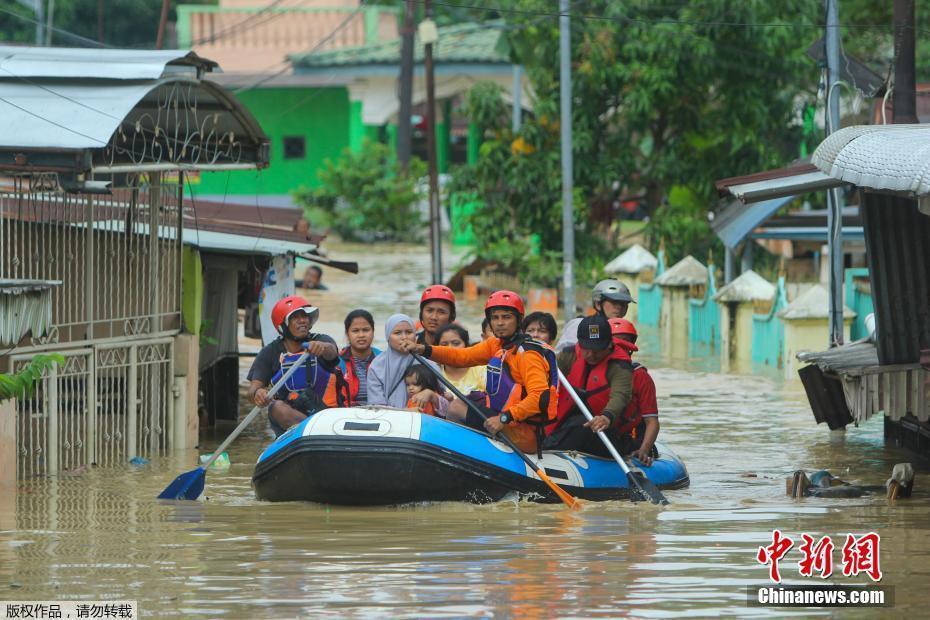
(1, 173, 184, 478)
(751, 276, 788, 367)
(688, 267, 720, 349)
(636, 250, 665, 327)
(12, 338, 175, 478)
(0, 174, 183, 349)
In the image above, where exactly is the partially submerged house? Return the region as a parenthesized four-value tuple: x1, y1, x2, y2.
(780, 124, 930, 450)
(0, 46, 270, 477)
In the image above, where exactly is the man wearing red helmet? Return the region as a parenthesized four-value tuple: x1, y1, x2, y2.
(608, 318, 659, 465)
(416, 285, 457, 346)
(402, 290, 558, 454)
(246, 295, 339, 436)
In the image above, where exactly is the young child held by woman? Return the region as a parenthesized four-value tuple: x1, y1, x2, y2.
(404, 364, 449, 417)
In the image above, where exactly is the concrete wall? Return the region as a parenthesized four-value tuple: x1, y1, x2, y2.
(193, 87, 353, 198)
(0, 398, 14, 487)
(784, 318, 851, 380)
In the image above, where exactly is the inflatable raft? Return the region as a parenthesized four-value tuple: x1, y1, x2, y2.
(252, 407, 689, 505)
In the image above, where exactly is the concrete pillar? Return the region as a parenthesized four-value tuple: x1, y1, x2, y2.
(0, 398, 15, 486)
(173, 333, 200, 450)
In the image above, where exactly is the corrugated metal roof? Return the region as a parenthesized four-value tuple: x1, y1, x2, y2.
(0, 279, 61, 295)
(603, 244, 657, 274)
(0, 46, 216, 79)
(0, 46, 267, 168)
(812, 124, 930, 196)
(713, 270, 775, 303)
(655, 256, 707, 287)
(797, 341, 879, 373)
(860, 192, 930, 365)
(0, 279, 58, 345)
(292, 21, 510, 68)
(184, 227, 316, 256)
(0, 80, 156, 148)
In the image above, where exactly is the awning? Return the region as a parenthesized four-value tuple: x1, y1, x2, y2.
(711, 195, 794, 249)
(812, 124, 930, 196)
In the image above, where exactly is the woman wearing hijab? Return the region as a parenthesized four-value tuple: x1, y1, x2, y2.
(368, 314, 442, 409)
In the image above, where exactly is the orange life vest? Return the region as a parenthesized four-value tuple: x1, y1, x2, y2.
(323, 349, 377, 407)
(406, 398, 438, 416)
(547, 343, 632, 434)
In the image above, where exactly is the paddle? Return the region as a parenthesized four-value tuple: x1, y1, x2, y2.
(157, 349, 311, 500)
(299, 252, 359, 274)
(409, 352, 582, 510)
(557, 369, 668, 505)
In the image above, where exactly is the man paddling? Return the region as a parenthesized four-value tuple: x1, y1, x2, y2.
(402, 290, 558, 454)
(247, 295, 339, 436)
(544, 315, 638, 460)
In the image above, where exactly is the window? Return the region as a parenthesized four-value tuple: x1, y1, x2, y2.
(283, 136, 305, 160)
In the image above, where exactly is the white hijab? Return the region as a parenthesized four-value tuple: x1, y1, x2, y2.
(367, 314, 440, 408)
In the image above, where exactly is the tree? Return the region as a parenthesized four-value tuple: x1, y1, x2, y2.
(451, 0, 826, 274)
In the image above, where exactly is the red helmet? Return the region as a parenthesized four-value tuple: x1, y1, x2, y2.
(484, 289, 525, 317)
(271, 295, 319, 334)
(420, 284, 456, 321)
(609, 318, 637, 339)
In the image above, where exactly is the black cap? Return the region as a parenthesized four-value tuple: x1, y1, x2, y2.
(577, 315, 613, 350)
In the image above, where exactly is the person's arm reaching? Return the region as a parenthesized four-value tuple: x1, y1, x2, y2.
(422, 338, 499, 369)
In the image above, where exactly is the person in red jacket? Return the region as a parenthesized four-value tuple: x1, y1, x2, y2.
(609, 318, 660, 465)
(543, 314, 633, 456)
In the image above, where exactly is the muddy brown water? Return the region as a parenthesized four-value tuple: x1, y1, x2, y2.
(2, 241, 928, 618)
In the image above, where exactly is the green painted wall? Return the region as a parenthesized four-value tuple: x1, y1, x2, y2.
(181, 245, 203, 335)
(193, 87, 352, 197)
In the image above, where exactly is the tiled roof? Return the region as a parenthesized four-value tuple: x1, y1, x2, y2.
(291, 21, 510, 67)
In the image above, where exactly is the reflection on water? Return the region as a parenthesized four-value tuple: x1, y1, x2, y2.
(3, 240, 929, 616)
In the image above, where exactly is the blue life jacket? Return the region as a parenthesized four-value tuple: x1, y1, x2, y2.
(270, 350, 331, 401)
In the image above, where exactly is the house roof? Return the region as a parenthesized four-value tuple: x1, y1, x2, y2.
(0, 45, 268, 173)
(655, 255, 707, 287)
(777, 283, 855, 320)
(812, 124, 930, 196)
(715, 162, 845, 204)
(291, 21, 510, 68)
(603, 244, 657, 274)
(713, 270, 775, 303)
(711, 195, 795, 249)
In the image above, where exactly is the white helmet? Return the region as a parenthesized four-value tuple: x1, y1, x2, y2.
(592, 279, 635, 305)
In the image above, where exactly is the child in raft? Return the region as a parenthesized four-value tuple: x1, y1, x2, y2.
(404, 364, 449, 417)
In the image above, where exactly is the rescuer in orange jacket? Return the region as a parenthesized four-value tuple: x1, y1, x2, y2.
(402, 290, 558, 453)
(543, 314, 635, 458)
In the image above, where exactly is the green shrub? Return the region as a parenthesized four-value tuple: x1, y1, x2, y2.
(0, 353, 65, 401)
(293, 140, 427, 242)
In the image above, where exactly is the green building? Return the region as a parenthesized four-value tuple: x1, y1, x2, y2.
(176, 4, 524, 208)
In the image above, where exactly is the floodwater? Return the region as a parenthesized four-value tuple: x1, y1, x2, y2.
(2, 240, 929, 618)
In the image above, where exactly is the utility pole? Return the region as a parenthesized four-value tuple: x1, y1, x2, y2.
(825, 0, 843, 347)
(155, 0, 170, 49)
(559, 0, 575, 319)
(422, 1, 442, 284)
(893, 0, 918, 123)
(397, 0, 416, 170)
(34, 0, 44, 45)
(44, 0, 54, 45)
(512, 65, 522, 132)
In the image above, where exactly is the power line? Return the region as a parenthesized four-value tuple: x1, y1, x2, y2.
(231, 0, 368, 94)
(0, 6, 109, 48)
(416, 0, 918, 33)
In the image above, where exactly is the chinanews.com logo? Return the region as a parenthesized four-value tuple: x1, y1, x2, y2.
(748, 530, 894, 608)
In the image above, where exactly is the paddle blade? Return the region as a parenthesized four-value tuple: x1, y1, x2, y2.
(537, 469, 583, 510)
(157, 467, 206, 500)
(629, 470, 669, 506)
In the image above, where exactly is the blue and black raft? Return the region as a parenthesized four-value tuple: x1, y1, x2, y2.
(252, 407, 689, 505)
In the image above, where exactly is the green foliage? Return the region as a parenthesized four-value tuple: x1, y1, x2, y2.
(293, 140, 427, 242)
(199, 319, 218, 347)
(648, 186, 721, 264)
(451, 0, 825, 274)
(0, 354, 65, 402)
